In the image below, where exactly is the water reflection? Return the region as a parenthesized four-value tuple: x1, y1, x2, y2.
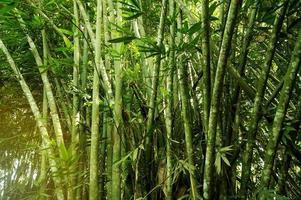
(0, 83, 40, 199)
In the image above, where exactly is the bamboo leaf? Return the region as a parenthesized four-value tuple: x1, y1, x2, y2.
(187, 22, 201, 36)
(124, 12, 143, 20)
(221, 155, 231, 167)
(179, 159, 196, 174)
(62, 35, 72, 48)
(108, 36, 137, 44)
(209, 1, 219, 16)
(0, 0, 18, 15)
(58, 28, 73, 36)
(219, 145, 233, 154)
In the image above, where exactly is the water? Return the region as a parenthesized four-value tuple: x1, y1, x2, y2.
(0, 82, 40, 199)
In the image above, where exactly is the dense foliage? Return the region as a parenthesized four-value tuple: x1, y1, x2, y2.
(1, 0, 301, 199)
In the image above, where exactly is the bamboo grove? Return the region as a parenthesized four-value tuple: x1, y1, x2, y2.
(1, 0, 301, 199)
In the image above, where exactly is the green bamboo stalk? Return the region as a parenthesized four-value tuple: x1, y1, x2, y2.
(103, 0, 112, 74)
(177, 11, 200, 200)
(142, 0, 168, 197)
(260, 25, 301, 195)
(178, 53, 200, 200)
(277, 92, 301, 194)
(237, 2, 258, 75)
(88, 0, 103, 199)
(175, 0, 197, 22)
(15, 12, 67, 155)
(71, 0, 80, 153)
(102, 1, 113, 199)
(111, 0, 123, 199)
(76, 0, 114, 100)
(99, 112, 107, 199)
(240, 2, 288, 198)
(106, 121, 113, 199)
(172, 0, 256, 101)
(265, 80, 284, 108)
(163, 0, 176, 198)
(218, 0, 225, 32)
(54, 77, 72, 131)
(230, 0, 258, 107)
(77, 28, 89, 200)
(133, 2, 153, 97)
(41, 30, 48, 124)
(0, 39, 65, 200)
(228, 3, 258, 172)
(200, 0, 211, 133)
(203, 0, 241, 199)
(88, 45, 101, 200)
(145, 0, 168, 173)
(68, 1, 81, 199)
(37, 29, 48, 199)
(75, 0, 95, 43)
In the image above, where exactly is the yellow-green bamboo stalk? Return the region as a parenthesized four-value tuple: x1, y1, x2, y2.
(0, 38, 65, 200)
(177, 11, 200, 200)
(145, 0, 168, 175)
(37, 29, 48, 199)
(15, 12, 67, 155)
(111, 0, 124, 199)
(88, 0, 103, 199)
(69, 1, 81, 199)
(76, 0, 114, 99)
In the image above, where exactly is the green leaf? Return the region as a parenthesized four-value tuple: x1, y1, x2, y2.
(113, 144, 143, 166)
(209, 2, 218, 15)
(62, 35, 72, 48)
(124, 12, 143, 20)
(179, 159, 196, 174)
(120, 0, 143, 20)
(108, 36, 137, 44)
(58, 28, 73, 36)
(137, 37, 164, 57)
(31, 15, 43, 28)
(209, 16, 219, 21)
(129, 0, 140, 8)
(0, 1, 18, 15)
(221, 155, 231, 167)
(219, 145, 233, 153)
(187, 22, 202, 36)
(215, 145, 233, 174)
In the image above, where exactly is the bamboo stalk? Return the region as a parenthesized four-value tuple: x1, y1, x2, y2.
(88, 0, 103, 199)
(68, 1, 81, 199)
(0, 39, 65, 200)
(110, 0, 124, 198)
(15, 12, 67, 157)
(200, 0, 211, 133)
(203, 0, 241, 199)
(164, 0, 176, 198)
(260, 23, 301, 196)
(240, 1, 289, 197)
